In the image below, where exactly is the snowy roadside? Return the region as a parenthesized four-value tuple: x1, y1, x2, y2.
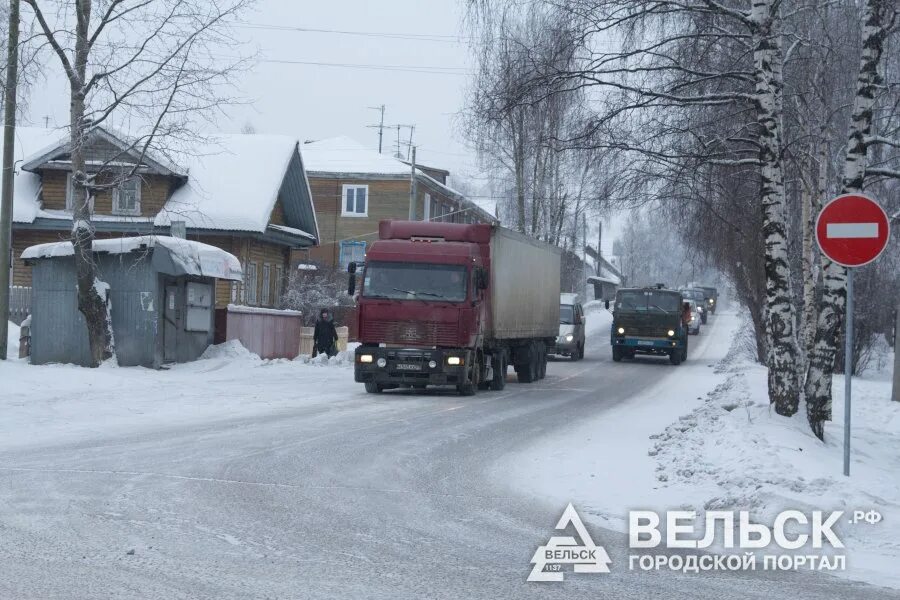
(500, 311, 900, 589)
(0, 328, 363, 454)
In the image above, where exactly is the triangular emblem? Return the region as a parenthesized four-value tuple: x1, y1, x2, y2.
(528, 503, 612, 582)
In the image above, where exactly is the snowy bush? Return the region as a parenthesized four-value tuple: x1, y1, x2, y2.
(280, 265, 356, 326)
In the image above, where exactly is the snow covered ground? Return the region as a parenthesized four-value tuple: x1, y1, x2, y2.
(0, 330, 362, 453)
(501, 311, 900, 590)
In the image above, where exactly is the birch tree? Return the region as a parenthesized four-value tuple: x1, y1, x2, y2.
(804, 0, 898, 439)
(23, 0, 250, 366)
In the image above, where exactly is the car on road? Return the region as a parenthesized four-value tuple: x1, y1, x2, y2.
(610, 286, 689, 365)
(554, 293, 585, 360)
(679, 288, 708, 324)
(684, 299, 702, 335)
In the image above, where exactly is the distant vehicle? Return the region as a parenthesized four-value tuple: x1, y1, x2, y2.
(679, 288, 708, 324)
(695, 286, 719, 314)
(609, 286, 689, 365)
(554, 293, 585, 360)
(352, 221, 561, 395)
(684, 299, 702, 335)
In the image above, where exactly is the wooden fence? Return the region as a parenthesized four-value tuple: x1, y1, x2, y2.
(8, 286, 31, 325)
(221, 304, 304, 360)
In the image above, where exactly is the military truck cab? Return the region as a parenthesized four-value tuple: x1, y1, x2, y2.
(610, 286, 689, 365)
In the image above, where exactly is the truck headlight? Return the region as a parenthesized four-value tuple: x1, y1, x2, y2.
(565, 334, 574, 342)
(617, 327, 625, 335)
(360, 354, 374, 363)
(447, 356, 463, 366)
(667, 329, 675, 337)
(690, 316, 695, 321)
(376, 357, 387, 368)
(709, 299, 714, 305)
(428, 360, 437, 369)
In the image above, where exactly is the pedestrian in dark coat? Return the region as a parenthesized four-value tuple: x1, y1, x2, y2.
(313, 308, 339, 358)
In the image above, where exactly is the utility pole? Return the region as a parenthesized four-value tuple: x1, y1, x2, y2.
(408, 146, 417, 220)
(367, 104, 386, 153)
(0, 0, 21, 361)
(893, 303, 900, 402)
(405, 125, 415, 161)
(596, 220, 603, 276)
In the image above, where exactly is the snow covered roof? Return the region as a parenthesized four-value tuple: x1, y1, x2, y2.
(22, 235, 243, 281)
(9, 127, 319, 242)
(21, 125, 185, 177)
(156, 134, 311, 234)
(301, 136, 412, 176)
(1, 127, 71, 224)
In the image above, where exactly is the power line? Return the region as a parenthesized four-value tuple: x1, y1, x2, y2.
(255, 57, 467, 75)
(237, 22, 469, 43)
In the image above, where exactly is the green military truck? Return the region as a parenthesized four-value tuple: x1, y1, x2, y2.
(609, 286, 689, 365)
(695, 285, 719, 314)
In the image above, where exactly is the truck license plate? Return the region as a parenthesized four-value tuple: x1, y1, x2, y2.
(396, 363, 422, 371)
(638, 340, 654, 346)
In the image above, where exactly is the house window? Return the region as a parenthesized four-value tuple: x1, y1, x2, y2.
(113, 178, 141, 216)
(339, 241, 366, 270)
(231, 281, 238, 303)
(246, 262, 258, 305)
(342, 184, 368, 217)
(423, 193, 432, 221)
(65, 173, 94, 212)
(275, 265, 285, 307)
(261, 264, 272, 306)
(430, 197, 438, 221)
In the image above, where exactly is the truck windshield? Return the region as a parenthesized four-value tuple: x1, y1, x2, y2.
(363, 262, 468, 302)
(559, 305, 575, 324)
(615, 290, 681, 313)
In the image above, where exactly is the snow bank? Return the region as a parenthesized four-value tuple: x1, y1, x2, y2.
(502, 311, 900, 589)
(654, 353, 900, 588)
(6, 321, 19, 360)
(200, 339, 261, 361)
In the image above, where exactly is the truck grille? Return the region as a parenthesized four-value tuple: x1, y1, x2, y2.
(361, 320, 458, 347)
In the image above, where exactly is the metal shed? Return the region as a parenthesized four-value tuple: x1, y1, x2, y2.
(22, 236, 242, 368)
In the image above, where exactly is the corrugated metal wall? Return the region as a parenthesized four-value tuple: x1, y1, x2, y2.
(29, 252, 215, 368)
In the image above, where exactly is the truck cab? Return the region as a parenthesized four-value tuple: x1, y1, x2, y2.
(610, 286, 689, 365)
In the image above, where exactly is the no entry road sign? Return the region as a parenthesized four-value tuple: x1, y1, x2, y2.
(814, 193, 891, 478)
(815, 194, 890, 267)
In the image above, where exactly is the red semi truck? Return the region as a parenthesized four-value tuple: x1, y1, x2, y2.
(350, 220, 561, 395)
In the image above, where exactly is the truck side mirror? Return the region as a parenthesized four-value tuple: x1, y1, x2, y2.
(476, 268, 489, 290)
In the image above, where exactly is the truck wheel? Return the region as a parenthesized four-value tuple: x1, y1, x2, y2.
(669, 351, 682, 366)
(516, 362, 535, 383)
(364, 382, 383, 394)
(575, 342, 585, 361)
(490, 354, 507, 391)
(458, 381, 476, 396)
(612, 346, 623, 362)
(539, 353, 547, 379)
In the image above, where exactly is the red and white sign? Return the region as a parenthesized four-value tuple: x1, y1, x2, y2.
(815, 194, 890, 267)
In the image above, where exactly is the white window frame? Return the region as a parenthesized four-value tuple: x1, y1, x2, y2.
(423, 193, 431, 221)
(341, 184, 369, 217)
(246, 262, 258, 305)
(65, 173, 95, 212)
(339, 241, 366, 270)
(112, 177, 142, 216)
(275, 265, 285, 307)
(261, 263, 272, 306)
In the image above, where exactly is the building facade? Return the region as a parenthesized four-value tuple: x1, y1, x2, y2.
(298, 136, 495, 271)
(6, 126, 320, 308)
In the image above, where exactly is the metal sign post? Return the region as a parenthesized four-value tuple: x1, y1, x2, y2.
(843, 268, 853, 477)
(814, 193, 890, 477)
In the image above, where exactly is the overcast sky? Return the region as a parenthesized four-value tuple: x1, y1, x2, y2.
(21, 0, 621, 256)
(24, 0, 477, 176)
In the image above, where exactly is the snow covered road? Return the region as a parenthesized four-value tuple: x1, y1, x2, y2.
(0, 313, 894, 599)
